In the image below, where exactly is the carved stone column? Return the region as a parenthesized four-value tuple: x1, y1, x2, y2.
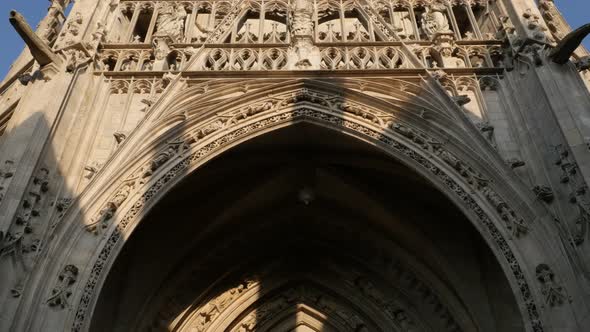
(286, 0, 320, 70)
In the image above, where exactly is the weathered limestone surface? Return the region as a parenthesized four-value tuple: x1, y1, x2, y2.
(0, 0, 589, 331)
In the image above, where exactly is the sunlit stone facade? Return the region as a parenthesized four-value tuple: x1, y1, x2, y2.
(0, 0, 589, 331)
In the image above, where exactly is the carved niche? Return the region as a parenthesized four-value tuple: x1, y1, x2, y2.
(421, 4, 451, 39)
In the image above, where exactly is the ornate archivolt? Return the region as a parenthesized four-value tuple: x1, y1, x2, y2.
(41, 77, 554, 332)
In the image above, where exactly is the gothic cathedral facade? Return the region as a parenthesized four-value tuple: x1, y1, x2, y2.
(0, 0, 589, 331)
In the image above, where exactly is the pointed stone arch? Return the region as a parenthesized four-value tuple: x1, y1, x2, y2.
(13, 78, 578, 332)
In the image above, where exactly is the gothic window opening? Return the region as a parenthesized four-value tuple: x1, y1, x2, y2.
(472, 3, 496, 39)
(235, 6, 262, 43)
(117, 4, 136, 43)
(343, 9, 372, 42)
(317, 4, 343, 43)
(413, 6, 427, 40)
(192, 3, 213, 43)
(120, 53, 139, 71)
(262, 2, 289, 44)
(130, 7, 154, 43)
(452, 5, 475, 40)
(392, 5, 416, 41)
(375, 1, 391, 26)
(467, 47, 489, 68)
(142, 54, 155, 71)
(166, 51, 182, 71)
(101, 55, 118, 72)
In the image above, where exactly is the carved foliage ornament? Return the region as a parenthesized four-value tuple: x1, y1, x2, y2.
(0, 160, 15, 203)
(535, 264, 567, 307)
(47, 264, 79, 309)
(72, 93, 543, 332)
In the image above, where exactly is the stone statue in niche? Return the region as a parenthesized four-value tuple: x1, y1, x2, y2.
(60, 12, 83, 46)
(155, 3, 187, 43)
(438, 47, 465, 68)
(392, 11, 414, 40)
(286, 0, 320, 70)
(431, 34, 465, 68)
(421, 4, 451, 38)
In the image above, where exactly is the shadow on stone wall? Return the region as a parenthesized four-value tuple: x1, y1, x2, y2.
(0, 109, 86, 328)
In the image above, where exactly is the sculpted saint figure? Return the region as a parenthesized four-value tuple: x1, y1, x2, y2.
(439, 47, 465, 68)
(155, 4, 188, 42)
(88, 183, 132, 233)
(421, 4, 451, 37)
(393, 11, 415, 39)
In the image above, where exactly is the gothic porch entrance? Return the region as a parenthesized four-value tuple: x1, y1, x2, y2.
(90, 124, 523, 332)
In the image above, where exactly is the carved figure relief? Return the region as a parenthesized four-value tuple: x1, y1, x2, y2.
(482, 186, 528, 237)
(522, 8, 549, 43)
(60, 12, 83, 46)
(142, 138, 193, 179)
(421, 4, 451, 38)
(533, 185, 554, 203)
(86, 181, 134, 234)
(65, 49, 91, 72)
(535, 264, 566, 306)
(14, 168, 50, 231)
(0, 160, 14, 202)
(47, 264, 79, 309)
(432, 34, 465, 68)
(154, 3, 187, 42)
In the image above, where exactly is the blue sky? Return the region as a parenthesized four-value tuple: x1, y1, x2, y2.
(0, 0, 588, 78)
